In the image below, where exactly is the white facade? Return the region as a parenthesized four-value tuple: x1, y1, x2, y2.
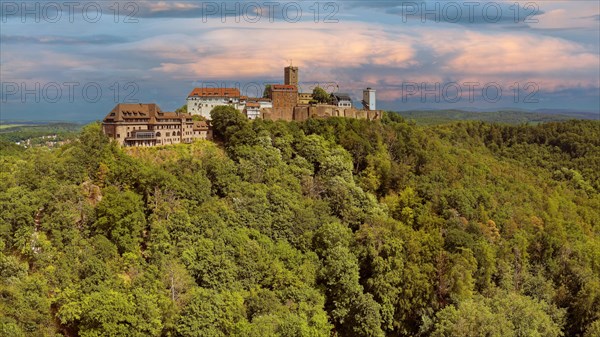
(363, 88, 376, 111)
(331, 93, 353, 108)
(245, 106, 261, 120)
(187, 97, 242, 120)
(257, 100, 273, 109)
(336, 100, 352, 108)
(186, 87, 273, 120)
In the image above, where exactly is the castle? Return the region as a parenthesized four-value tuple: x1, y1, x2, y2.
(186, 65, 381, 122)
(103, 66, 381, 146)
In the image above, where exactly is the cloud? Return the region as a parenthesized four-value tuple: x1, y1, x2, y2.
(0, 34, 129, 45)
(112, 0, 333, 20)
(341, 0, 545, 27)
(134, 20, 599, 93)
(0, 0, 598, 117)
(427, 31, 599, 84)
(385, 1, 543, 26)
(144, 22, 417, 81)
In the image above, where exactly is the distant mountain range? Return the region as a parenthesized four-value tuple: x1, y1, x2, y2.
(394, 109, 599, 125)
(531, 109, 599, 118)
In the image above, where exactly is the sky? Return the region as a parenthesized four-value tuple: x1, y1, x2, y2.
(1, 0, 599, 121)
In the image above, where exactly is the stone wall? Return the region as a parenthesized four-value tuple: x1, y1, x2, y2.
(261, 104, 382, 122)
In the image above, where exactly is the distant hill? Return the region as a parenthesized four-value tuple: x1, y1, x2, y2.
(0, 122, 83, 143)
(394, 109, 599, 125)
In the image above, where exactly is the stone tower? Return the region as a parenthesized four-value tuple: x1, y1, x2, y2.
(284, 66, 299, 87)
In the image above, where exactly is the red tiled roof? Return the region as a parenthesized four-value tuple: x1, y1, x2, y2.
(188, 88, 241, 98)
(246, 102, 260, 108)
(193, 121, 210, 131)
(156, 112, 191, 119)
(103, 103, 190, 123)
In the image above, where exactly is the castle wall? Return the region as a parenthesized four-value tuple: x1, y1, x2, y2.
(282, 105, 382, 122)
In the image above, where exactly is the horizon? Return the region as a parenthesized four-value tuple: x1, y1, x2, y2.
(2, 108, 598, 125)
(1, 0, 599, 121)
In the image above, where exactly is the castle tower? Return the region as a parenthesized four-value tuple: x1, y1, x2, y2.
(362, 88, 376, 111)
(284, 66, 299, 87)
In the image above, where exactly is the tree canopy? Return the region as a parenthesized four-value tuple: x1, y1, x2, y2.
(312, 87, 330, 104)
(1, 113, 598, 337)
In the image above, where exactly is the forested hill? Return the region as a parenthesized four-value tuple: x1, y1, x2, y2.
(396, 109, 599, 125)
(1, 108, 599, 337)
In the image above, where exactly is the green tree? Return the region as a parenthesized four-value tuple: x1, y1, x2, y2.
(344, 293, 385, 337)
(93, 187, 147, 254)
(263, 84, 272, 98)
(426, 293, 565, 337)
(59, 287, 164, 337)
(176, 288, 246, 337)
(319, 245, 359, 327)
(312, 87, 330, 104)
(210, 106, 248, 142)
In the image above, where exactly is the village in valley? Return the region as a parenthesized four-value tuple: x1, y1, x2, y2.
(102, 65, 381, 147)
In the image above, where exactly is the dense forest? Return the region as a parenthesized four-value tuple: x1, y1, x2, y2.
(1, 107, 599, 337)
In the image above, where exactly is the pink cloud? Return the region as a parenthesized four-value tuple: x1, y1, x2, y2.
(416, 29, 599, 91)
(148, 22, 417, 81)
(446, 33, 597, 73)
